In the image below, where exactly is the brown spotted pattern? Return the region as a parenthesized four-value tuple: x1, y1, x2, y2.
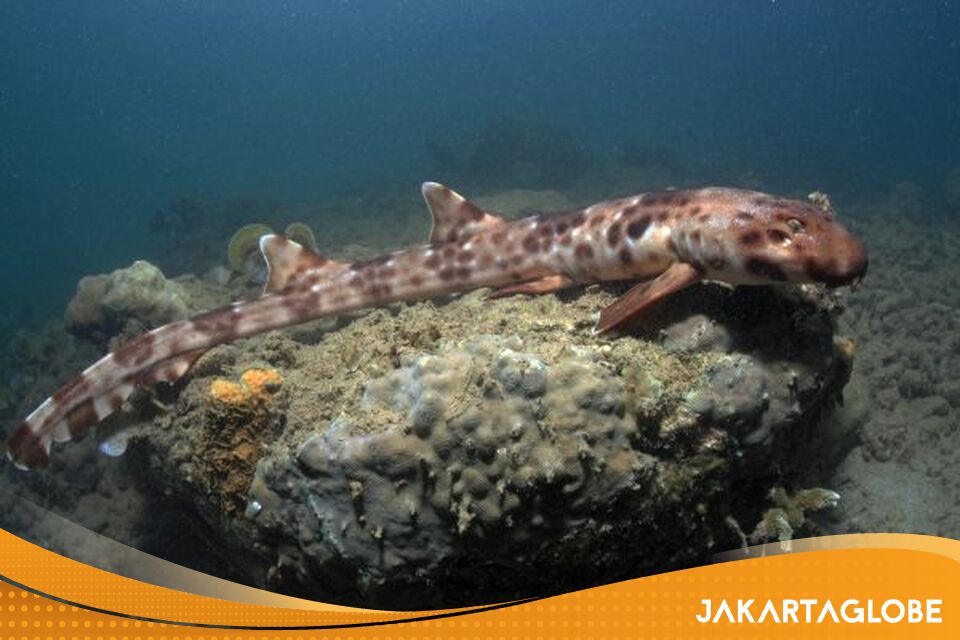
(668, 188, 867, 286)
(6, 184, 867, 470)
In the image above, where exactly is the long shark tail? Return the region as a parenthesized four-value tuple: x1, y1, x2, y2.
(5, 334, 207, 470)
(5, 234, 341, 470)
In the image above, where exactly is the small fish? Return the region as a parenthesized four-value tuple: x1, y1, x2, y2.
(5, 183, 867, 470)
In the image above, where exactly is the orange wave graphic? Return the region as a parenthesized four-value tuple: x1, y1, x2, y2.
(2, 526, 960, 638)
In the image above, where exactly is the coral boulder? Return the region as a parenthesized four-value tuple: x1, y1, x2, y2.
(132, 279, 854, 609)
(65, 261, 188, 345)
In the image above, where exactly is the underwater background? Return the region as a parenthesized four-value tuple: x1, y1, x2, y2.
(3, 0, 958, 335)
(2, 0, 960, 606)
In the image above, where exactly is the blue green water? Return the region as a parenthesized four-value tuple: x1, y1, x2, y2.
(1, 1, 958, 336)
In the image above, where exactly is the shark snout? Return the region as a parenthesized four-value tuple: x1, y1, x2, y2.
(807, 233, 869, 288)
(844, 240, 868, 289)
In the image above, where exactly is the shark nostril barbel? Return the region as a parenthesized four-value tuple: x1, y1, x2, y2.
(6, 183, 867, 470)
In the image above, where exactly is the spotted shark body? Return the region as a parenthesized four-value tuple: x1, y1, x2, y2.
(6, 183, 868, 469)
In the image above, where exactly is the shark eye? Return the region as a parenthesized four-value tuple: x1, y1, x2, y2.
(786, 218, 804, 232)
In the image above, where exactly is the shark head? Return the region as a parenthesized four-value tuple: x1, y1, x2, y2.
(675, 189, 868, 288)
(734, 194, 867, 287)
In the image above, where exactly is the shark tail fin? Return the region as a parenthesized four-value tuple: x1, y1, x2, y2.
(6, 378, 136, 470)
(5, 348, 207, 470)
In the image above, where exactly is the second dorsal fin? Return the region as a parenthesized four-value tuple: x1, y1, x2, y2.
(422, 182, 506, 244)
(259, 234, 347, 294)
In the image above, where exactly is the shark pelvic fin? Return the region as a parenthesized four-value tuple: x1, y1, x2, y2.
(260, 234, 347, 295)
(422, 182, 506, 244)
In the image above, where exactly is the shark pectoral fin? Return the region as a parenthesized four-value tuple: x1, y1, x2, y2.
(422, 182, 506, 244)
(259, 234, 347, 295)
(487, 274, 575, 299)
(596, 262, 702, 334)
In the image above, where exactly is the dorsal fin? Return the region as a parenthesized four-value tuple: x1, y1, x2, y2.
(259, 234, 347, 295)
(422, 182, 506, 244)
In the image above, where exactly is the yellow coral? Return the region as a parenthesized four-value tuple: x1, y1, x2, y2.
(209, 368, 283, 408)
(240, 368, 284, 395)
(209, 379, 248, 405)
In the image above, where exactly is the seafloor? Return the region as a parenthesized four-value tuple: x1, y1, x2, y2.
(1, 134, 958, 607)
